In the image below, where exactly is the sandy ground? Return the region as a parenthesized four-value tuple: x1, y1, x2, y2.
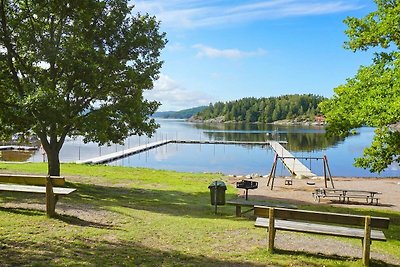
(227, 176, 400, 211)
(225, 176, 400, 265)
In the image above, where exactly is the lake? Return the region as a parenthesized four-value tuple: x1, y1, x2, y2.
(24, 119, 399, 177)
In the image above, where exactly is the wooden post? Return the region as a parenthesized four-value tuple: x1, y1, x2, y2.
(235, 205, 241, 217)
(45, 176, 56, 217)
(268, 208, 276, 252)
(323, 156, 327, 188)
(362, 216, 371, 267)
(324, 155, 335, 188)
(271, 159, 278, 190)
(214, 181, 218, 214)
(267, 154, 278, 187)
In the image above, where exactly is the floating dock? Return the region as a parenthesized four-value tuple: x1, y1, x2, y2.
(77, 139, 287, 165)
(0, 145, 37, 151)
(269, 141, 316, 177)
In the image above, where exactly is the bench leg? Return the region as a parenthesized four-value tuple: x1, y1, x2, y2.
(235, 205, 241, 217)
(268, 208, 276, 252)
(45, 176, 56, 218)
(362, 216, 371, 267)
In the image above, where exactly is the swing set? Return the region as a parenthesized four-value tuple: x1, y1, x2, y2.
(267, 154, 335, 190)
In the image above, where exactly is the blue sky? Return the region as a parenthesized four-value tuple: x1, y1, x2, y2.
(134, 0, 377, 111)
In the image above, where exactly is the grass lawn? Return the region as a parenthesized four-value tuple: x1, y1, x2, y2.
(0, 163, 399, 266)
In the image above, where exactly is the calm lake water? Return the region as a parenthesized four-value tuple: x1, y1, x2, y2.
(24, 119, 399, 177)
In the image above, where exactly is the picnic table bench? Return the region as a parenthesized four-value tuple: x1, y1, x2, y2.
(313, 188, 381, 204)
(226, 198, 297, 217)
(254, 206, 390, 267)
(0, 173, 76, 217)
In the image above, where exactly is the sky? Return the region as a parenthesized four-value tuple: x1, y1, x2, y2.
(133, 0, 377, 111)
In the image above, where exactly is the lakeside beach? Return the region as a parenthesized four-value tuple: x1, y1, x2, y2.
(228, 176, 400, 211)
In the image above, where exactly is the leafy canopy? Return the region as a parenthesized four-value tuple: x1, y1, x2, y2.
(0, 0, 166, 175)
(320, 0, 400, 173)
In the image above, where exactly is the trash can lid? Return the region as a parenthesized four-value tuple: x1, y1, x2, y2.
(208, 180, 227, 189)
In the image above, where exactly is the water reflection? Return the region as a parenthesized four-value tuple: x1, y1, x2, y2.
(4, 119, 399, 177)
(198, 122, 344, 152)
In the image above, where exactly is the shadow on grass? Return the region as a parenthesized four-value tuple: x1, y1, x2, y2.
(54, 213, 115, 229)
(274, 248, 398, 267)
(0, 182, 238, 220)
(69, 182, 239, 219)
(0, 237, 267, 267)
(0, 206, 114, 229)
(0, 206, 43, 217)
(2, 236, 395, 267)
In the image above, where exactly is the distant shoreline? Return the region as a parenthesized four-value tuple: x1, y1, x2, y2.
(187, 117, 325, 127)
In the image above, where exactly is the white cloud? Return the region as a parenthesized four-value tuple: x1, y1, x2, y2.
(193, 44, 266, 59)
(166, 42, 185, 52)
(144, 74, 212, 111)
(132, 0, 365, 29)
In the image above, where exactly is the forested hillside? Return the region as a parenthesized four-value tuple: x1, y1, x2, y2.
(192, 94, 325, 123)
(153, 106, 207, 119)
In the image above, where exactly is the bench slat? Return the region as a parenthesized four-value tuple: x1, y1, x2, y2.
(254, 206, 390, 229)
(0, 174, 65, 186)
(0, 184, 76, 195)
(255, 217, 386, 241)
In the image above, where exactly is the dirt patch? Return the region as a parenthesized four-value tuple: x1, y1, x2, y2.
(1, 201, 120, 229)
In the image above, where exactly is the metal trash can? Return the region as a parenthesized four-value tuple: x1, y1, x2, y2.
(208, 181, 227, 205)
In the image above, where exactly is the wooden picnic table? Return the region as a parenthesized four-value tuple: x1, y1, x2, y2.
(313, 188, 382, 204)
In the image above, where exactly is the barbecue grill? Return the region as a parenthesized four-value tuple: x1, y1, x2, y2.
(236, 180, 258, 200)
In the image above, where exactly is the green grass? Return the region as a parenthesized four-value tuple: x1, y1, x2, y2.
(0, 163, 399, 266)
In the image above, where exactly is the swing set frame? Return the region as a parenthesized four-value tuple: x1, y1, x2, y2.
(267, 154, 334, 190)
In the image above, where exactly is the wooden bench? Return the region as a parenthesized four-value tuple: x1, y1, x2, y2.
(0, 174, 76, 217)
(254, 206, 390, 267)
(226, 198, 297, 217)
(314, 188, 381, 204)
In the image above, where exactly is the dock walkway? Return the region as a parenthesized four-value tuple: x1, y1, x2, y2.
(76, 140, 172, 164)
(269, 141, 316, 178)
(77, 140, 286, 165)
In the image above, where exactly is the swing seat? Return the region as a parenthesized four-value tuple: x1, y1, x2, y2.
(285, 179, 293, 185)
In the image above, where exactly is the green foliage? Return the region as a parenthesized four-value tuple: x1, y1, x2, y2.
(194, 94, 325, 123)
(0, 0, 167, 175)
(320, 0, 400, 173)
(153, 106, 208, 119)
(354, 127, 400, 173)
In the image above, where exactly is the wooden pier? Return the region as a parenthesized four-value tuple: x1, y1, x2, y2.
(77, 139, 286, 165)
(173, 140, 278, 146)
(76, 140, 172, 164)
(269, 141, 316, 178)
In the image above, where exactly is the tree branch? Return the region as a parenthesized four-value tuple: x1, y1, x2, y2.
(0, 0, 24, 97)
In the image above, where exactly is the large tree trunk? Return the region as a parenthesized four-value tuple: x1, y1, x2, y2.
(46, 147, 61, 176)
(38, 132, 63, 176)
